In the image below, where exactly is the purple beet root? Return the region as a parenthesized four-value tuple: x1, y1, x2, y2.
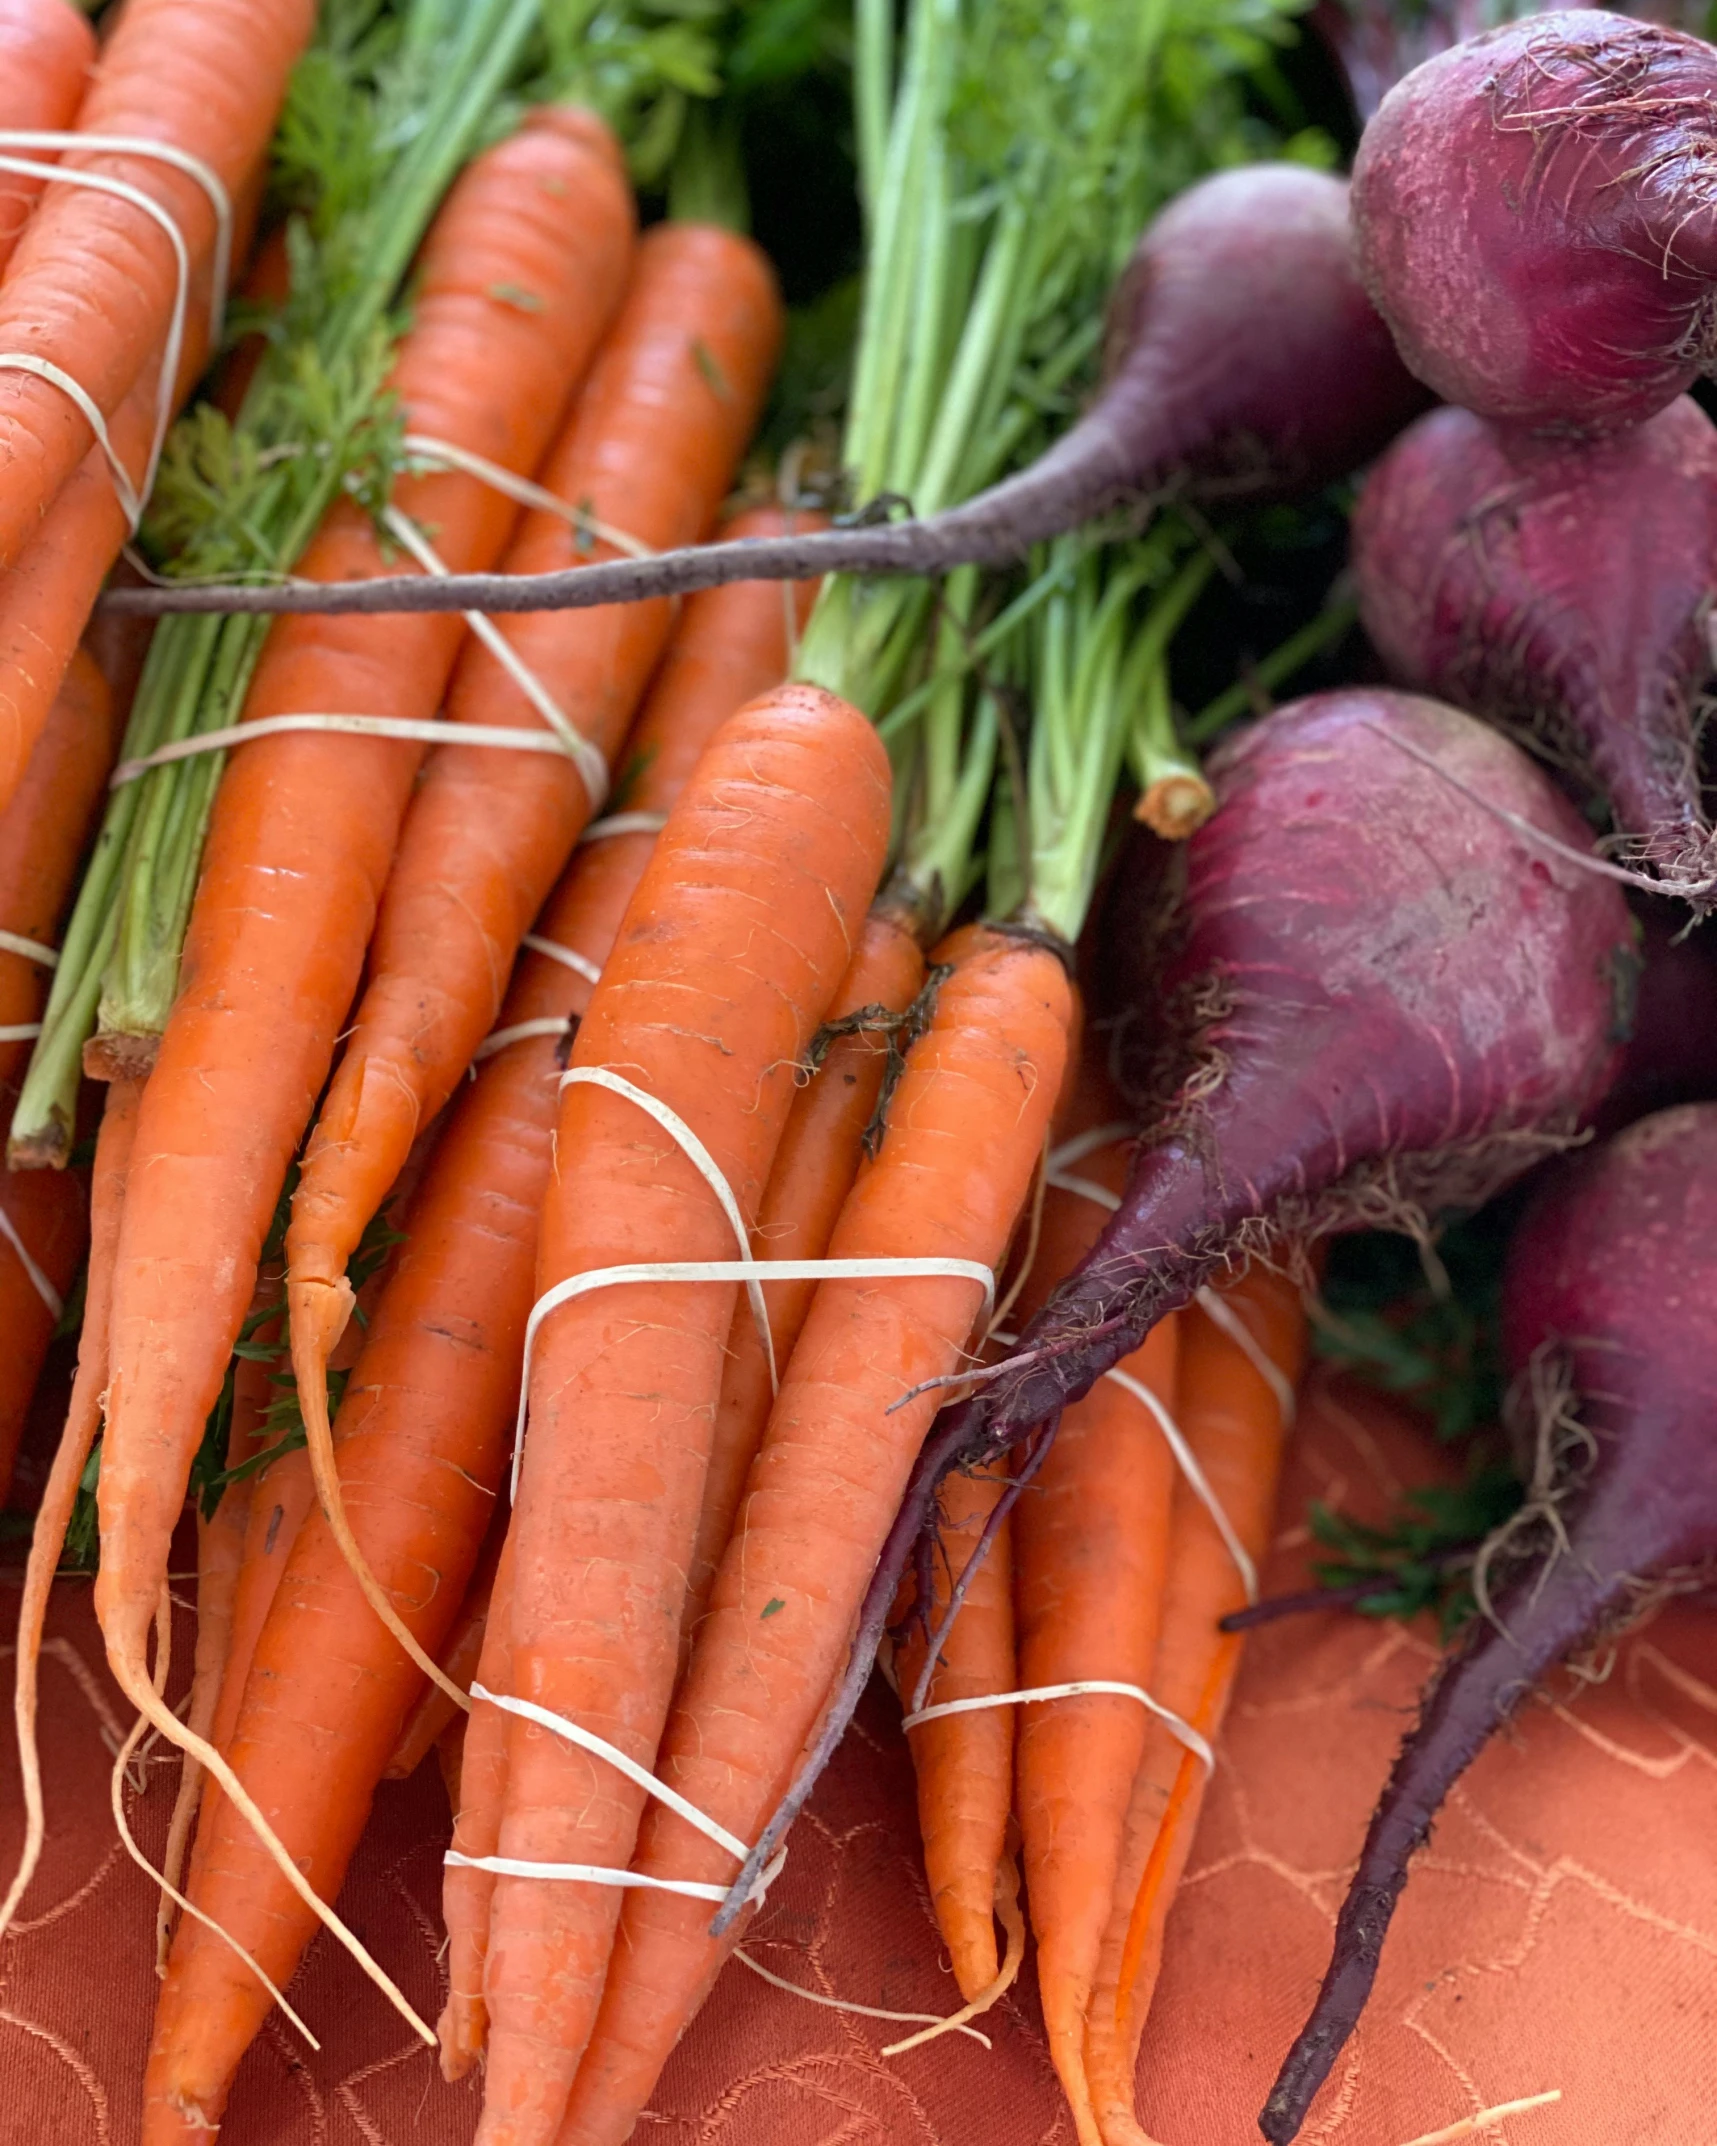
(1261, 1102, 1717, 2140)
(710, 688, 1633, 1922)
(1353, 395, 1717, 900)
(1352, 11, 1717, 431)
(99, 168, 1431, 623)
(1598, 902, 1717, 1132)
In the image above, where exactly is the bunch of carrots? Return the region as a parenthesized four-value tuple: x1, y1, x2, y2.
(0, 4, 1334, 2145)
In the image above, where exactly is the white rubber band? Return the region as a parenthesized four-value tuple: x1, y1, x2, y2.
(472, 1016, 573, 1064)
(1106, 1366, 1259, 1605)
(0, 1022, 43, 1042)
(1047, 1123, 1134, 1171)
(111, 713, 573, 787)
(1193, 1283, 1298, 1431)
(0, 153, 192, 526)
(732, 1948, 991, 2048)
(380, 504, 610, 810)
(447, 1680, 787, 1907)
(579, 811, 669, 843)
(520, 933, 602, 986)
(901, 1680, 1214, 1773)
(401, 434, 657, 560)
(0, 929, 57, 967)
(0, 1201, 62, 1320)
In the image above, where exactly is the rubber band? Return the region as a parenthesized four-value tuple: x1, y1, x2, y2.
(1106, 1366, 1260, 1604)
(579, 811, 668, 843)
(110, 713, 573, 787)
(732, 1947, 991, 2049)
(0, 1022, 43, 1043)
(0, 1202, 61, 1320)
(400, 434, 657, 560)
(0, 153, 193, 526)
(472, 1016, 573, 1064)
(520, 933, 602, 986)
(445, 1681, 787, 1908)
(1193, 1283, 1298, 1431)
(901, 1680, 1214, 1772)
(0, 132, 231, 339)
(380, 505, 610, 810)
(0, 929, 57, 967)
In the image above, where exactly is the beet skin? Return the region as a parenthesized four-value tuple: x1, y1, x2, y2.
(1353, 11, 1717, 430)
(1263, 1103, 1717, 2138)
(1353, 395, 1717, 898)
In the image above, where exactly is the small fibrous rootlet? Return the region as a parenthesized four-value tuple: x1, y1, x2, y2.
(730, 688, 1635, 1913)
(1351, 9, 1717, 430)
(1261, 1102, 1717, 2140)
(1353, 395, 1717, 902)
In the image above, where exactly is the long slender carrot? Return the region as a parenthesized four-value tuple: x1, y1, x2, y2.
(1082, 1265, 1306, 2146)
(434, 535, 819, 2078)
(894, 1455, 1019, 2003)
(148, 550, 823, 2131)
(92, 110, 634, 1693)
(0, 648, 118, 1089)
(285, 223, 782, 1478)
(0, 0, 96, 278)
(0, 1072, 139, 1939)
(0, 0, 313, 573)
(554, 923, 1071, 2146)
(684, 901, 927, 1638)
(478, 686, 890, 2146)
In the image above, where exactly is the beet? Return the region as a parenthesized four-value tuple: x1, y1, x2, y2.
(1351, 11, 1717, 431)
(105, 168, 1430, 624)
(710, 688, 1633, 1921)
(1261, 1102, 1717, 2139)
(1598, 901, 1717, 1132)
(1352, 395, 1717, 899)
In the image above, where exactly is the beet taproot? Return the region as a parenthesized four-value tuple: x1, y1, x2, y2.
(709, 687, 1634, 1920)
(1353, 395, 1717, 900)
(1262, 1102, 1717, 2138)
(101, 167, 1430, 623)
(1351, 10, 1717, 431)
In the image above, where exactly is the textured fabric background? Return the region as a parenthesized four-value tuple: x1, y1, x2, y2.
(3, 1369, 1713, 2146)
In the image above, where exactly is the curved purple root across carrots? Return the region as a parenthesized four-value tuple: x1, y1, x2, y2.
(1352, 11, 1717, 431)
(101, 166, 1429, 623)
(711, 687, 1632, 1922)
(1260, 1101, 1717, 2139)
(1353, 396, 1717, 904)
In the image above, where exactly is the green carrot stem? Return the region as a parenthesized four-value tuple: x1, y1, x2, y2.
(1185, 592, 1359, 744)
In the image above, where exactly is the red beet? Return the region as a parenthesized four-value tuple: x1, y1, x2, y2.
(710, 688, 1633, 1921)
(1262, 1102, 1717, 2139)
(1352, 10, 1717, 430)
(1353, 395, 1717, 899)
(102, 168, 1431, 623)
(1598, 901, 1717, 1131)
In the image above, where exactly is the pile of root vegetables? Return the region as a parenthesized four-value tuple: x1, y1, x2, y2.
(5, 3, 1717, 2143)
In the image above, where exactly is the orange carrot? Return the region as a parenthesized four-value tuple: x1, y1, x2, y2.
(0, 648, 119, 1091)
(0, 0, 96, 278)
(0, 0, 312, 573)
(684, 901, 927, 1637)
(0, 1115, 84, 1500)
(285, 224, 782, 1481)
(1083, 1265, 1306, 2146)
(0, 1072, 139, 1937)
(894, 1455, 1019, 2004)
(554, 923, 1071, 2146)
(384, 1515, 503, 1783)
(478, 686, 890, 2144)
(92, 111, 634, 1706)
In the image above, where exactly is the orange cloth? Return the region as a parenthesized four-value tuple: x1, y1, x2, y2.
(3, 1370, 1712, 2143)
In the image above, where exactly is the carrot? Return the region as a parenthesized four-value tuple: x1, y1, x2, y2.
(0, 0, 313, 573)
(92, 109, 633, 1680)
(0, 1072, 139, 1938)
(444, 1529, 518, 2073)
(0, 648, 119, 1091)
(0, 1116, 84, 1499)
(384, 1515, 504, 1783)
(1082, 1264, 1306, 2146)
(893, 1455, 1020, 2004)
(150, 550, 822, 2130)
(554, 923, 1071, 2146)
(684, 900, 927, 1637)
(0, 0, 96, 278)
(477, 686, 890, 2145)
(285, 224, 782, 1497)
